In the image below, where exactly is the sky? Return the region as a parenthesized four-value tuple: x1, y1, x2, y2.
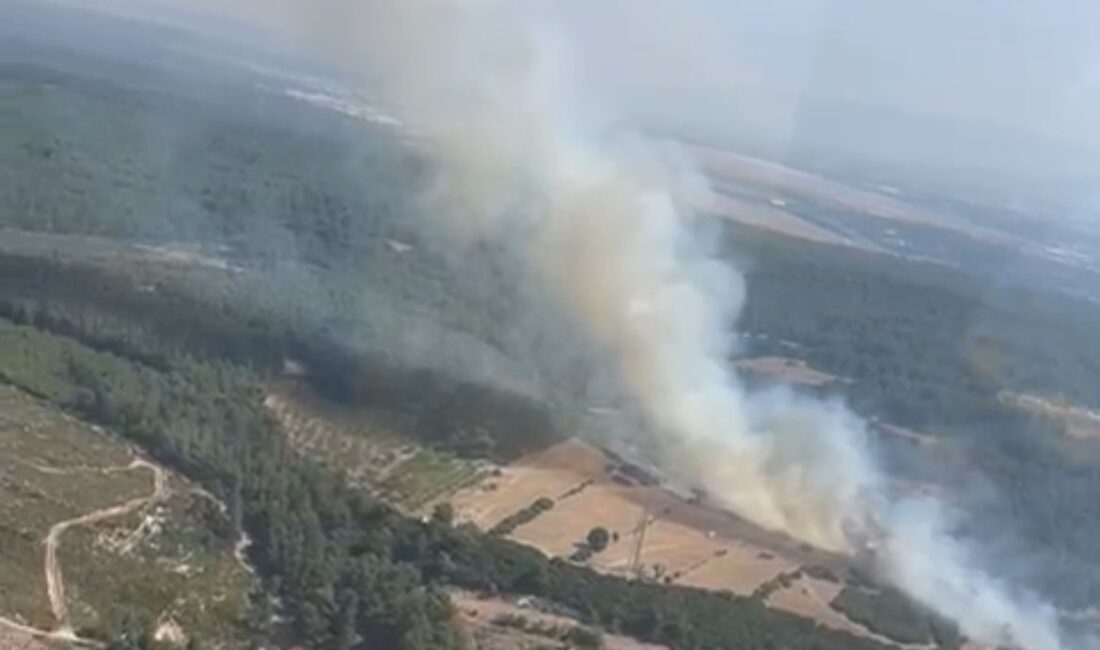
(40, 0, 1100, 188)
(545, 0, 1100, 182)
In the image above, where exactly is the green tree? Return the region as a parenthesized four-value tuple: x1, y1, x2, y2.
(432, 502, 455, 526)
(586, 527, 610, 553)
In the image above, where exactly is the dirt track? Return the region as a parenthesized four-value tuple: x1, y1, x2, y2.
(1, 457, 168, 648)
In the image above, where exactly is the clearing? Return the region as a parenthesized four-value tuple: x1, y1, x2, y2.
(265, 380, 490, 511)
(683, 144, 1015, 248)
(999, 391, 1100, 440)
(0, 384, 254, 647)
(735, 356, 846, 389)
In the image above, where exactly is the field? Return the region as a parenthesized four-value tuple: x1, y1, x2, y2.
(706, 191, 859, 249)
(0, 385, 254, 647)
(265, 380, 490, 511)
(735, 355, 847, 389)
(684, 144, 1013, 247)
(999, 391, 1100, 440)
(444, 438, 914, 643)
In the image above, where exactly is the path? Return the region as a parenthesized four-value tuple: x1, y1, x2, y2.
(0, 457, 168, 648)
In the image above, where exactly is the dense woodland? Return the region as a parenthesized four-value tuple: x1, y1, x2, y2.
(0, 271, 900, 650)
(4, 34, 1100, 647)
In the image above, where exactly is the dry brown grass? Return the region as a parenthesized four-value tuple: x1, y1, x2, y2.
(447, 438, 910, 643)
(684, 144, 1014, 245)
(676, 142, 1024, 258)
(452, 439, 826, 590)
(706, 192, 858, 248)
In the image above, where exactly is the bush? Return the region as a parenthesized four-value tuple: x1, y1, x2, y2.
(586, 527, 610, 553)
(432, 502, 455, 526)
(489, 497, 555, 536)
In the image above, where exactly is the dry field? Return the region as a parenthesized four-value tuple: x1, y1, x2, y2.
(444, 438, 900, 641)
(677, 143, 1019, 251)
(999, 391, 1100, 440)
(707, 191, 859, 248)
(735, 356, 846, 389)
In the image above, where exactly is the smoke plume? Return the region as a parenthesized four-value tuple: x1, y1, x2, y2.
(280, 1, 1069, 648)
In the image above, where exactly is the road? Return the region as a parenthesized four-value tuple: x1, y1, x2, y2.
(1, 457, 168, 648)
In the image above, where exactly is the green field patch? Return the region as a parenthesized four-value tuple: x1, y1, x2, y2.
(378, 448, 485, 510)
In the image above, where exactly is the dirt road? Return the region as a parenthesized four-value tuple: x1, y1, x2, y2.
(0, 457, 168, 648)
(45, 459, 168, 633)
(0, 615, 102, 648)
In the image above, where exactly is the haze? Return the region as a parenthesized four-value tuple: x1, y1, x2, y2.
(37, 0, 1100, 197)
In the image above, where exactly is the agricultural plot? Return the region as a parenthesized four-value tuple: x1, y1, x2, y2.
(265, 381, 488, 511)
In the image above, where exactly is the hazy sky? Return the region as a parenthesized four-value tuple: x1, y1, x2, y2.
(45, 0, 1100, 183)
(547, 0, 1100, 173)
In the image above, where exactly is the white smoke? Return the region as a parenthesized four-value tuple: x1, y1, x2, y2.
(277, 1, 1069, 648)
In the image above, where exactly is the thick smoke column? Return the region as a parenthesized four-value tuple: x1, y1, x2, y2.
(285, 1, 1068, 648)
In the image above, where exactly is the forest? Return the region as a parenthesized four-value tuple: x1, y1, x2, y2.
(0, 264, 901, 650)
(4, 43, 1100, 647)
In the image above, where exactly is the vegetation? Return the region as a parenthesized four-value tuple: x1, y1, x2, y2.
(0, 384, 252, 643)
(586, 527, 610, 553)
(829, 586, 959, 650)
(0, 236, 910, 650)
(728, 224, 1100, 608)
(4, 38, 1100, 648)
(491, 613, 604, 649)
(490, 497, 556, 537)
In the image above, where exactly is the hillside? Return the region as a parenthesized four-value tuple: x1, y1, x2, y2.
(0, 385, 254, 648)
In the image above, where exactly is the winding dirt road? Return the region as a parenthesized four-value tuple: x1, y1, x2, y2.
(0, 457, 168, 648)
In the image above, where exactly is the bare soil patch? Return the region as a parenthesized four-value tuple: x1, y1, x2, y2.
(683, 144, 1015, 247)
(999, 391, 1100, 440)
(707, 192, 858, 248)
(454, 441, 801, 580)
(735, 356, 846, 388)
(447, 438, 913, 644)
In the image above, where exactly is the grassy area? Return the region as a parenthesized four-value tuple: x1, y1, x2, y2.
(267, 385, 487, 511)
(378, 448, 486, 510)
(64, 490, 252, 644)
(0, 385, 146, 627)
(0, 384, 254, 645)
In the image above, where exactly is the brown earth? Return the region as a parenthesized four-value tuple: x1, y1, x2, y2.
(684, 144, 1016, 247)
(735, 356, 846, 388)
(0, 624, 55, 650)
(444, 438, 902, 642)
(999, 391, 1100, 440)
(707, 191, 861, 249)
